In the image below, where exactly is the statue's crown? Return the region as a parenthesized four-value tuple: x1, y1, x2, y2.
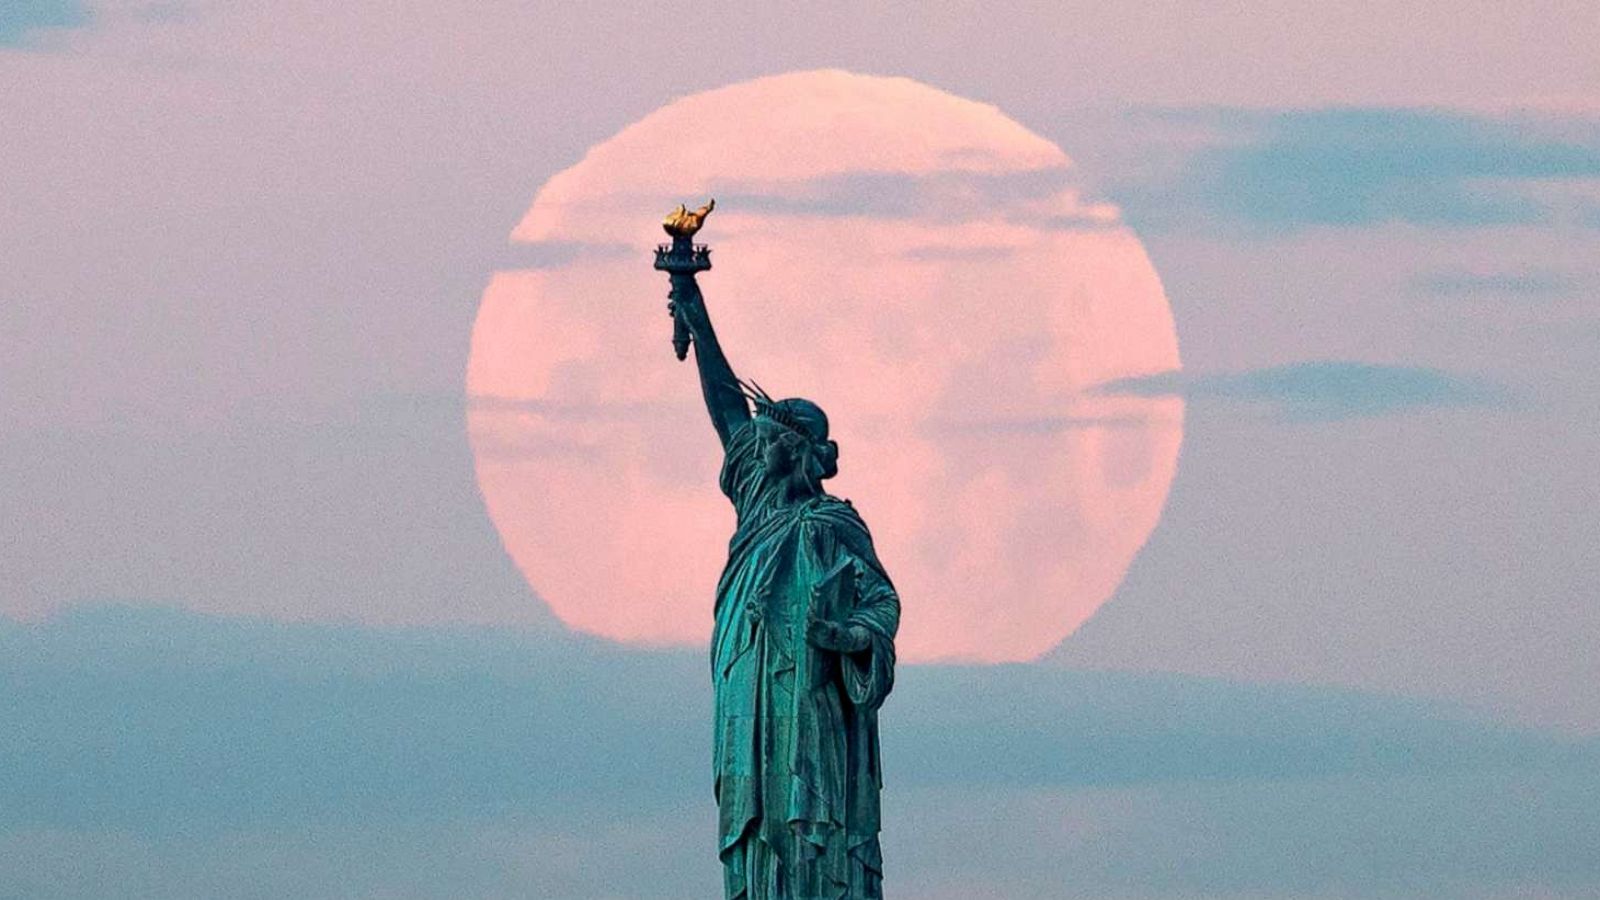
(735, 378, 828, 442)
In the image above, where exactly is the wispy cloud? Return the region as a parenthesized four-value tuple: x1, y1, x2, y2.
(920, 413, 1161, 436)
(899, 243, 1019, 263)
(465, 395, 700, 461)
(0, 0, 90, 47)
(1097, 360, 1507, 420)
(1111, 108, 1600, 233)
(710, 166, 1123, 232)
(1413, 269, 1586, 298)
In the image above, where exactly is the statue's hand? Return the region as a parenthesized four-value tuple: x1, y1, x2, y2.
(666, 287, 704, 325)
(807, 613, 870, 653)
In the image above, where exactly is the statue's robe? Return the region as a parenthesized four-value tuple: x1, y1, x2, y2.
(712, 419, 900, 900)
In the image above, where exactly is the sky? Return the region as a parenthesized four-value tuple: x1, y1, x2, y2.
(3, 2, 1600, 897)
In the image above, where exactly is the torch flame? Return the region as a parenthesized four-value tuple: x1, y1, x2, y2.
(663, 198, 715, 237)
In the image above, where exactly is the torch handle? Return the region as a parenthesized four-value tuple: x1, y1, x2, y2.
(672, 301, 692, 361)
(658, 241, 707, 362)
(667, 274, 704, 362)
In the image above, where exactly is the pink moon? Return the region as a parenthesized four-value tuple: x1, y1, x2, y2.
(466, 69, 1183, 663)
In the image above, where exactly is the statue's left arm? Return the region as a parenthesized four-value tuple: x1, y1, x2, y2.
(806, 503, 900, 710)
(840, 536, 899, 711)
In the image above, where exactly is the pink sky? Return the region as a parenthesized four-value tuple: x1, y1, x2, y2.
(3, 1, 1599, 727)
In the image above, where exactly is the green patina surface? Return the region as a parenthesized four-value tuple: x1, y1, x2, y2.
(658, 216, 901, 899)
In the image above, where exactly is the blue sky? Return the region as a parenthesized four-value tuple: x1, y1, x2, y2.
(1109, 107, 1600, 232)
(0, 1, 89, 46)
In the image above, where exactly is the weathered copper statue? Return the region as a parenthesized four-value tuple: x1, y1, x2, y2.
(656, 200, 901, 899)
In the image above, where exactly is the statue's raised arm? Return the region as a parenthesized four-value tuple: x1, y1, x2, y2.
(672, 274, 750, 448)
(654, 199, 749, 448)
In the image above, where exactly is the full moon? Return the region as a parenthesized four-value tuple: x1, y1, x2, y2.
(467, 69, 1182, 663)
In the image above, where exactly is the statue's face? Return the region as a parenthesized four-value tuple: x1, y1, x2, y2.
(753, 417, 808, 479)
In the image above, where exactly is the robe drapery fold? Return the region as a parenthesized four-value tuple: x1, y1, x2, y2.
(712, 419, 899, 899)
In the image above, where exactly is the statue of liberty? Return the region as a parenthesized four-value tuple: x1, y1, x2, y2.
(656, 200, 901, 899)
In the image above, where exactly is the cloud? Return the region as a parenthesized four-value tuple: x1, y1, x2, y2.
(1111, 108, 1600, 233)
(1413, 269, 1585, 298)
(710, 166, 1122, 232)
(1096, 361, 1507, 420)
(899, 243, 1018, 263)
(1, 605, 1596, 898)
(920, 413, 1159, 436)
(0, 0, 90, 46)
(0, 604, 1580, 829)
(465, 395, 703, 462)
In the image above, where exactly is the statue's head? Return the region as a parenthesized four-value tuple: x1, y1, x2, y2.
(751, 396, 839, 487)
(734, 378, 840, 488)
